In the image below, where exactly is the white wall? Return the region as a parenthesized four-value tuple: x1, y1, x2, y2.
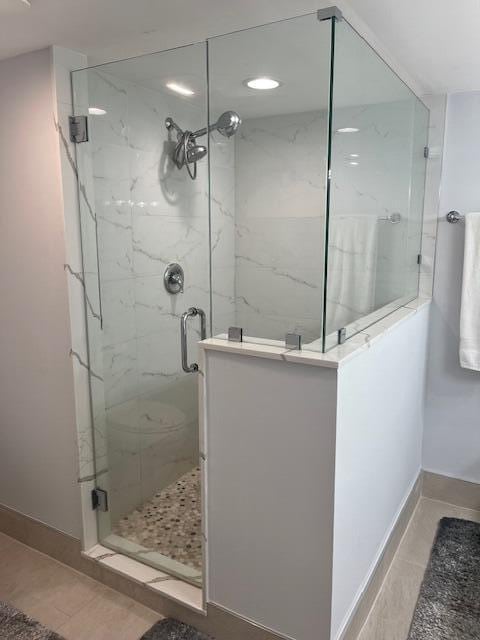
(332, 305, 429, 639)
(0, 48, 81, 537)
(423, 92, 480, 483)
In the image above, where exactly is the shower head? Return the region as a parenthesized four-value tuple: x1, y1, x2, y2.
(214, 111, 241, 138)
(165, 110, 240, 180)
(191, 110, 242, 140)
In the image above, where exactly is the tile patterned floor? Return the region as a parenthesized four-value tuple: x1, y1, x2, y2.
(0, 532, 160, 639)
(357, 497, 480, 640)
(113, 467, 202, 572)
(1, 496, 478, 640)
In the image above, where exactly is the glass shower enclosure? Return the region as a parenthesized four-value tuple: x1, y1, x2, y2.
(71, 8, 428, 585)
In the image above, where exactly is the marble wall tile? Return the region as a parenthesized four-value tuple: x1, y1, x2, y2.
(209, 130, 236, 335)
(74, 69, 213, 520)
(235, 111, 327, 219)
(133, 216, 209, 278)
(232, 110, 328, 342)
(102, 278, 136, 347)
(134, 275, 182, 339)
(103, 339, 138, 409)
(97, 208, 134, 282)
(230, 100, 438, 346)
(136, 337, 183, 397)
(328, 100, 421, 331)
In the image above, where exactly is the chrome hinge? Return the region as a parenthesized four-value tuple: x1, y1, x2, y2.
(91, 488, 108, 512)
(69, 115, 89, 143)
(423, 146, 429, 159)
(338, 327, 347, 345)
(417, 254, 422, 265)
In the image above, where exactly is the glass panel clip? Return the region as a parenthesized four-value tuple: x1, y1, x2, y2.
(228, 327, 243, 343)
(285, 333, 302, 350)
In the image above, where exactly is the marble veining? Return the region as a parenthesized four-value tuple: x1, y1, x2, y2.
(232, 111, 327, 342)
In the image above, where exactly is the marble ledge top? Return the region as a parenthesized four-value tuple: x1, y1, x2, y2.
(200, 297, 432, 370)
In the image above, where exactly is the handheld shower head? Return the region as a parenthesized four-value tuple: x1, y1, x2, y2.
(186, 144, 207, 163)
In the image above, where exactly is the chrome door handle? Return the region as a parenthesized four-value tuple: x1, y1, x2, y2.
(181, 307, 206, 373)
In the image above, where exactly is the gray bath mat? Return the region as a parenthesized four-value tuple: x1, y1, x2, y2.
(408, 517, 480, 639)
(141, 618, 213, 639)
(0, 601, 65, 639)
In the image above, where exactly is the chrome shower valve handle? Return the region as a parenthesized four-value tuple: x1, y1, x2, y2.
(164, 263, 184, 294)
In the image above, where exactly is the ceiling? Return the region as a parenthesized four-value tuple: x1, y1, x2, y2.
(1, 0, 480, 95)
(87, 13, 418, 119)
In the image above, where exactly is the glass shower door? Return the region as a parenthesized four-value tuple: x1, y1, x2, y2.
(71, 43, 209, 584)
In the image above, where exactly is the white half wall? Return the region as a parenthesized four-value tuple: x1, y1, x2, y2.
(423, 91, 480, 483)
(205, 350, 337, 640)
(331, 305, 429, 639)
(0, 48, 81, 537)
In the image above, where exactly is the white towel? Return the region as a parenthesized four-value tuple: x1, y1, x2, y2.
(326, 216, 378, 332)
(459, 212, 480, 371)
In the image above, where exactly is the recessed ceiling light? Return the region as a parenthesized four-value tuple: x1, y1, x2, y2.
(244, 77, 281, 90)
(349, 161, 359, 166)
(166, 82, 195, 96)
(88, 107, 107, 115)
(337, 127, 360, 133)
(349, 153, 359, 158)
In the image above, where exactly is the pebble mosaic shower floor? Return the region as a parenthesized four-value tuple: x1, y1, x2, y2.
(113, 467, 202, 571)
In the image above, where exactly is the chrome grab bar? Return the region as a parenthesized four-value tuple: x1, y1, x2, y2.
(180, 307, 206, 373)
